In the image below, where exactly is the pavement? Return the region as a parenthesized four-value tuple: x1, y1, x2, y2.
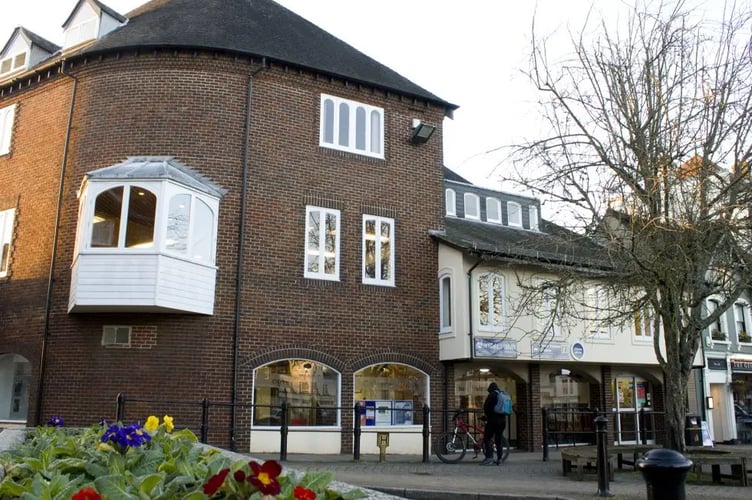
(252, 445, 752, 500)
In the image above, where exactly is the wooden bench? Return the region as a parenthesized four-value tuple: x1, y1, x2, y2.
(611, 444, 660, 470)
(561, 447, 614, 481)
(686, 449, 748, 486)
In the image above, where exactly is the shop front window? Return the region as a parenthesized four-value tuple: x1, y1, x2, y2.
(540, 369, 590, 409)
(253, 360, 339, 427)
(354, 364, 427, 426)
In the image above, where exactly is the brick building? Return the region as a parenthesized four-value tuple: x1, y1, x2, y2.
(0, 0, 456, 454)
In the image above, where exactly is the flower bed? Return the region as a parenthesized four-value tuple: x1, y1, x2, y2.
(0, 416, 366, 499)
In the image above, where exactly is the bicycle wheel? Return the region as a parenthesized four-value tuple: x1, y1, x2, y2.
(498, 435, 510, 463)
(434, 431, 467, 463)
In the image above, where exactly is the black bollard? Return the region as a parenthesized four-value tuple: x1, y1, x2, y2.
(594, 415, 612, 497)
(637, 449, 692, 500)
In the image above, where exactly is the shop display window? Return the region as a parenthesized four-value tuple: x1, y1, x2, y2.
(354, 364, 427, 426)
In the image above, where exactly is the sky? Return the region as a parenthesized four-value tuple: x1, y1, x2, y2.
(0, 0, 733, 209)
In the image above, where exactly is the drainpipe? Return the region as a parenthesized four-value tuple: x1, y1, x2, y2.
(467, 258, 483, 361)
(231, 60, 266, 451)
(36, 61, 77, 425)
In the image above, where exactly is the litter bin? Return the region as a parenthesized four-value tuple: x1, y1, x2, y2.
(685, 414, 701, 447)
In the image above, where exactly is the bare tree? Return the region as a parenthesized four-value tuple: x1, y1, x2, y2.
(511, 0, 752, 451)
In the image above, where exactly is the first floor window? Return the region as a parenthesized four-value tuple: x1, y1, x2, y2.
(587, 286, 611, 339)
(440, 275, 452, 332)
(0, 208, 15, 276)
(362, 215, 394, 286)
(320, 94, 384, 158)
(354, 364, 427, 426)
(0, 104, 16, 156)
(90, 186, 156, 249)
(633, 308, 655, 341)
(254, 360, 340, 427)
(478, 272, 504, 331)
(734, 302, 751, 343)
(304, 206, 340, 280)
(708, 298, 727, 341)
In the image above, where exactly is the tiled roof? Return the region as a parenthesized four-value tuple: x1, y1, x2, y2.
(79, 0, 456, 112)
(433, 215, 612, 271)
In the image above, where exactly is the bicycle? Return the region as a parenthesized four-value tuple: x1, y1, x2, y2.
(435, 409, 510, 464)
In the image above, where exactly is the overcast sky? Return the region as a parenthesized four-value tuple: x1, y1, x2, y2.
(1, 0, 734, 205)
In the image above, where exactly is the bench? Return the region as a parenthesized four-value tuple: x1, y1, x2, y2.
(611, 444, 660, 470)
(686, 448, 748, 486)
(561, 447, 614, 481)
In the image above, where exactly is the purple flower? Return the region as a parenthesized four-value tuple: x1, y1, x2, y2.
(101, 422, 151, 452)
(47, 416, 64, 427)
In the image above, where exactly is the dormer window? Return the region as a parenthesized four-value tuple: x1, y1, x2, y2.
(69, 157, 225, 314)
(486, 197, 501, 224)
(529, 205, 539, 231)
(62, 0, 127, 51)
(507, 201, 522, 227)
(445, 189, 456, 216)
(464, 193, 480, 220)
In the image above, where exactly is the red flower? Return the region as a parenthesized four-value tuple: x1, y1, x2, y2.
(72, 488, 102, 500)
(249, 460, 282, 496)
(233, 469, 246, 482)
(294, 485, 317, 500)
(203, 468, 230, 496)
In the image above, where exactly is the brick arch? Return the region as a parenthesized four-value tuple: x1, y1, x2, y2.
(240, 345, 348, 373)
(350, 349, 437, 377)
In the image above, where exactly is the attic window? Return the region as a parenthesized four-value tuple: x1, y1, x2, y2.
(464, 193, 480, 220)
(507, 201, 522, 227)
(0, 52, 26, 76)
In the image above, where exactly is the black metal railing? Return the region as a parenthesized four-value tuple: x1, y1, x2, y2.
(115, 393, 431, 462)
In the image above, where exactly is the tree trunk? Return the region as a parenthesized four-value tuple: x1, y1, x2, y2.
(663, 366, 688, 452)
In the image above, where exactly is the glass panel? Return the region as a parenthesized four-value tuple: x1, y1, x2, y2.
(307, 210, 320, 273)
(354, 364, 428, 426)
(445, 189, 456, 215)
(338, 102, 349, 147)
(0, 59, 10, 74)
(322, 98, 334, 144)
(0, 243, 8, 273)
(91, 187, 123, 247)
(479, 275, 489, 325)
(254, 360, 340, 427)
(492, 275, 503, 326)
(380, 220, 391, 280)
(167, 194, 191, 254)
(324, 211, 337, 275)
(125, 187, 156, 248)
(370, 110, 381, 154)
(364, 219, 376, 279)
(355, 106, 366, 150)
(13, 53, 26, 69)
(191, 199, 214, 261)
(441, 277, 452, 328)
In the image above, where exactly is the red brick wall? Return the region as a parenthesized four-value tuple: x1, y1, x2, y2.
(0, 51, 446, 448)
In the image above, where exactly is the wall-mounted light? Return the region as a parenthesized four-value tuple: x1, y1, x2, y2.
(706, 396, 714, 409)
(410, 118, 436, 144)
(479, 368, 490, 373)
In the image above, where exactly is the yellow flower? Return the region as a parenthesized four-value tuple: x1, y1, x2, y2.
(144, 415, 160, 432)
(163, 415, 174, 433)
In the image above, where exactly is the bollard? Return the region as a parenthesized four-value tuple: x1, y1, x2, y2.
(637, 449, 692, 500)
(279, 402, 288, 462)
(542, 407, 549, 462)
(376, 432, 389, 463)
(594, 415, 612, 497)
(353, 402, 362, 461)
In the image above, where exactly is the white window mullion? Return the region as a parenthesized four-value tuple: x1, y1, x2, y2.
(117, 188, 132, 248)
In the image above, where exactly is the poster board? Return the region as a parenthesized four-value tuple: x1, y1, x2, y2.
(392, 400, 413, 425)
(375, 400, 392, 426)
(701, 420, 713, 447)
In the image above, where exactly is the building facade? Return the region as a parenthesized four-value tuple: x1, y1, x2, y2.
(433, 170, 665, 450)
(0, 0, 455, 454)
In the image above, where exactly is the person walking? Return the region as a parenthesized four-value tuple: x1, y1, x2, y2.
(480, 382, 506, 465)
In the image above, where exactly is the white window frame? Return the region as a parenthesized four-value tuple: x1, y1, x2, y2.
(587, 286, 611, 340)
(0, 51, 28, 77)
(733, 302, 752, 344)
(478, 272, 505, 332)
(0, 104, 17, 156)
(304, 206, 341, 281)
(439, 274, 453, 333)
(362, 214, 395, 286)
(486, 197, 501, 224)
(102, 325, 131, 347)
(707, 298, 728, 343)
(538, 280, 562, 338)
(507, 201, 522, 227)
(464, 193, 480, 220)
(445, 189, 456, 216)
(529, 205, 539, 231)
(319, 94, 384, 159)
(633, 307, 655, 343)
(0, 208, 15, 277)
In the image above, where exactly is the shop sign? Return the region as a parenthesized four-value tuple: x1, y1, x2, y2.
(707, 357, 727, 370)
(531, 341, 570, 360)
(731, 359, 752, 373)
(474, 338, 518, 358)
(571, 342, 585, 361)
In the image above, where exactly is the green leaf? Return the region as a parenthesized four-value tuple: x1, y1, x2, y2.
(180, 491, 207, 500)
(137, 472, 165, 495)
(0, 479, 28, 497)
(94, 474, 140, 500)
